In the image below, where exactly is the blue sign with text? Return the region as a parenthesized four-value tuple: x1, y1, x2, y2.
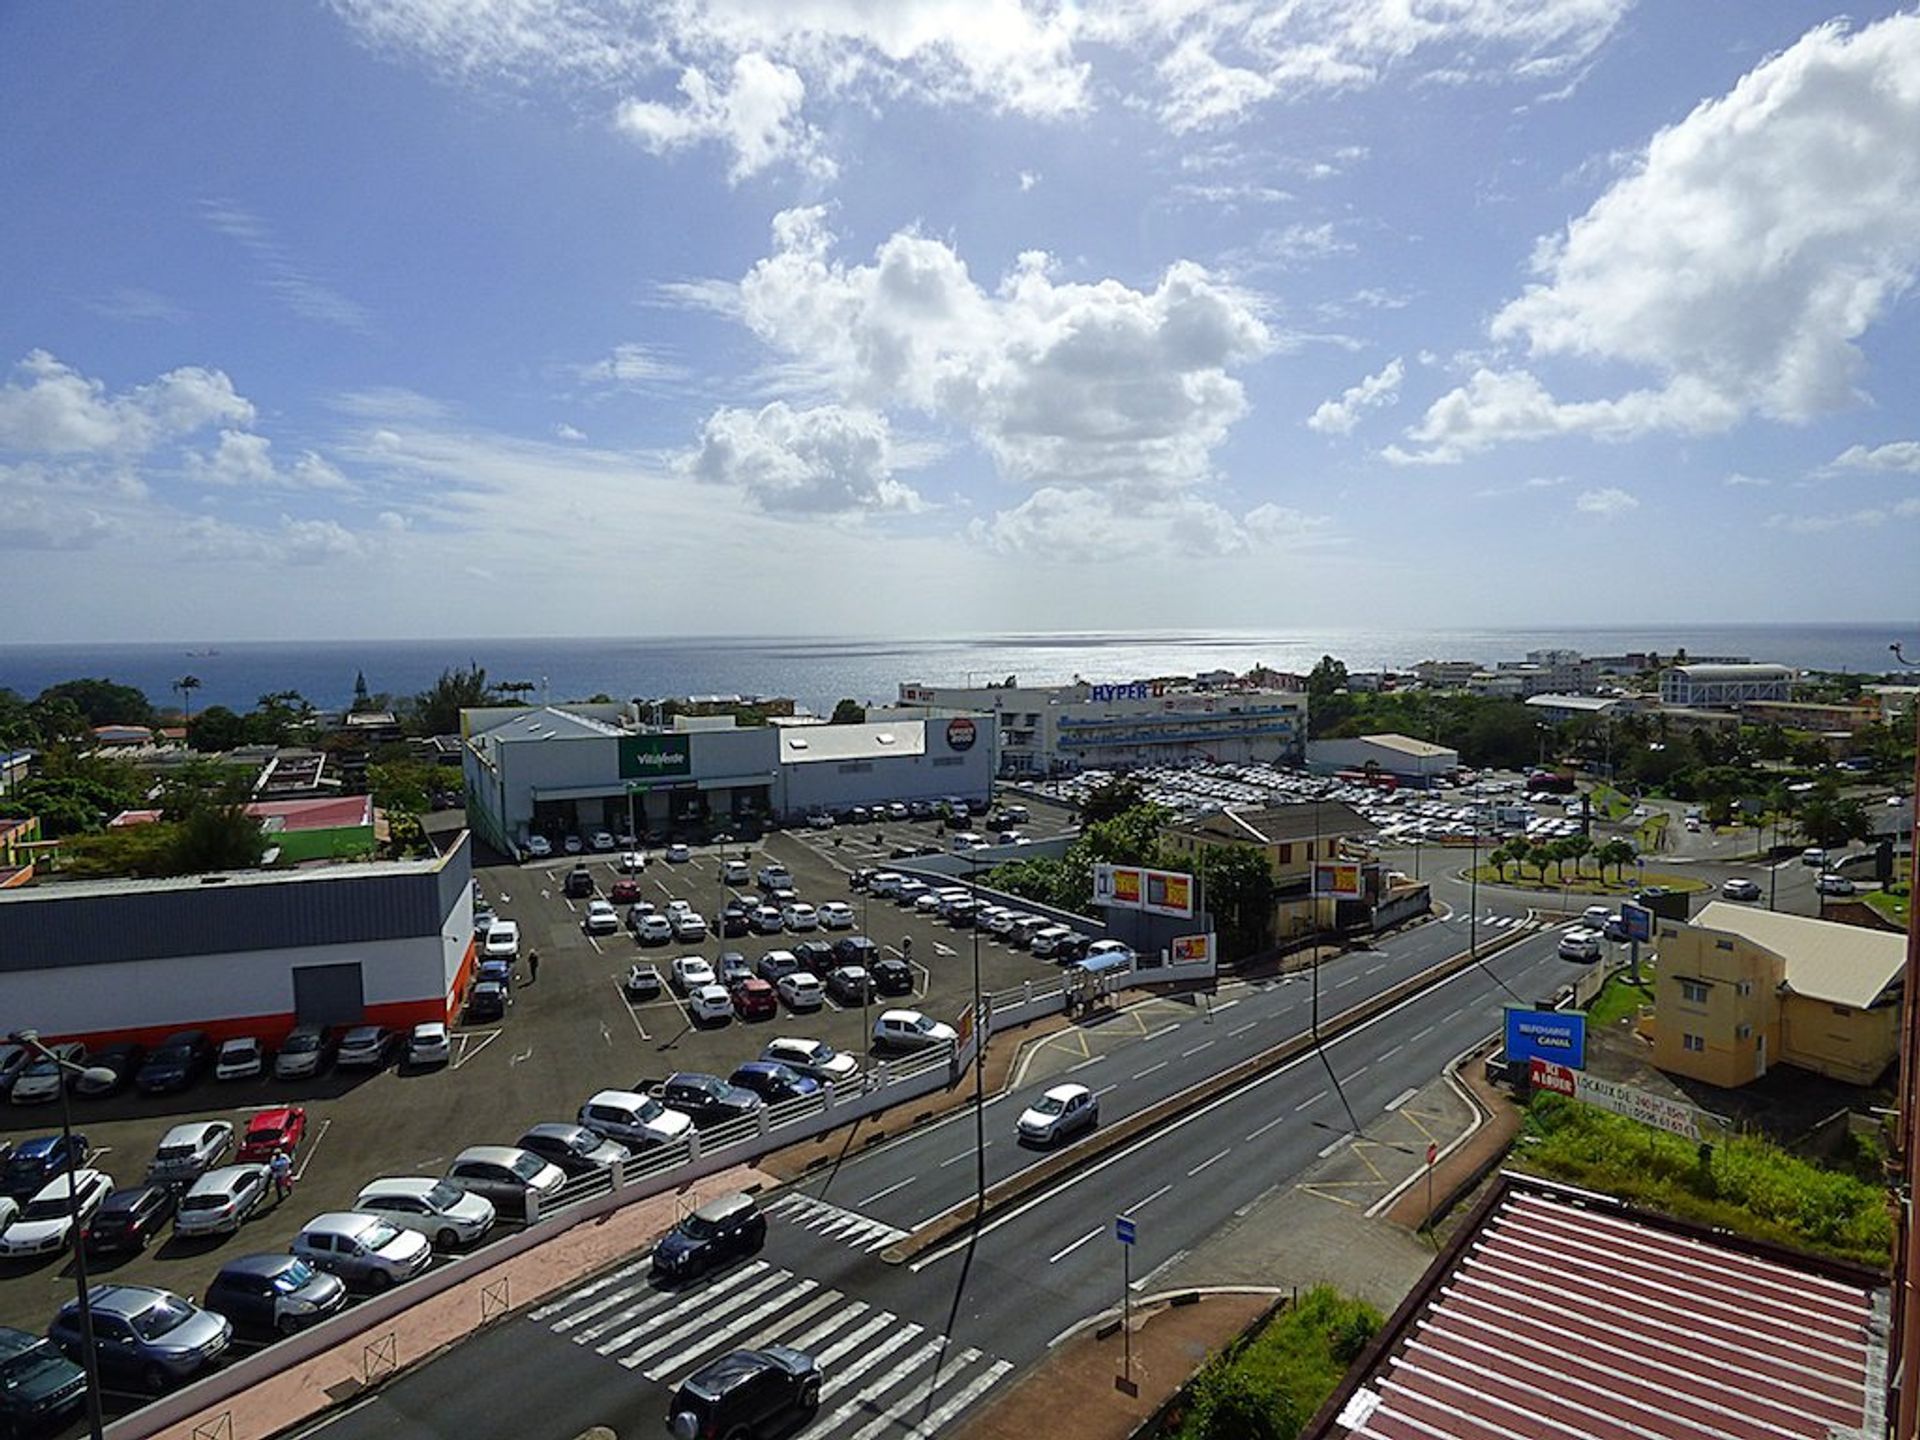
(1621, 902, 1654, 943)
(1115, 1216, 1136, 1246)
(1504, 1007, 1587, 1070)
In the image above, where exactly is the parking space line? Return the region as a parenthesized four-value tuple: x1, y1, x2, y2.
(293, 1117, 331, 1181)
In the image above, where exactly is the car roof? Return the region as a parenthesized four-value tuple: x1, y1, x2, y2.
(583, 1089, 649, 1109)
(358, 1177, 441, 1200)
(84, 1285, 181, 1319)
(879, 1009, 927, 1024)
(159, 1121, 224, 1144)
(31, 1168, 107, 1200)
(412, 1022, 448, 1037)
(246, 1106, 299, 1128)
(12, 1135, 60, 1157)
(100, 1184, 167, 1209)
(301, 1212, 383, 1237)
(692, 1191, 757, 1223)
(216, 1253, 304, 1279)
(522, 1122, 594, 1143)
(1043, 1083, 1092, 1102)
(189, 1165, 262, 1191)
(342, 1025, 385, 1040)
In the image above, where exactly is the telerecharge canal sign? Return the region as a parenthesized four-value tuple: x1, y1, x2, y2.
(1503, 1007, 1586, 1071)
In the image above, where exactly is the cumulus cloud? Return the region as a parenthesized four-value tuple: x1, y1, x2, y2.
(177, 513, 381, 565)
(0, 351, 253, 456)
(185, 430, 355, 492)
(554, 423, 589, 443)
(1394, 14, 1920, 462)
(1574, 486, 1639, 518)
(616, 52, 829, 181)
(1307, 357, 1403, 435)
(1827, 440, 1920, 474)
(0, 464, 120, 551)
(683, 401, 922, 514)
(726, 208, 1271, 497)
(970, 486, 1331, 558)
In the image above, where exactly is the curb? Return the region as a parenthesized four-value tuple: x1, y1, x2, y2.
(1043, 1286, 1288, 1350)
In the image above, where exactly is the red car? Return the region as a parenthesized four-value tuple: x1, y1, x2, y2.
(237, 1104, 307, 1163)
(728, 976, 779, 1020)
(609, 878, 644, 904)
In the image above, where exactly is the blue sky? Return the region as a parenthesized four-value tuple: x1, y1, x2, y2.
(3, 2, 1918, 642)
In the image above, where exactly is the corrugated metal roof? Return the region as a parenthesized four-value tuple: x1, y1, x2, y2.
(1692, 901, 1904, 1008)
(1315, 1178, 1884, 1440)
(475, 707, 623, 742)
(780, 722, 927, 764)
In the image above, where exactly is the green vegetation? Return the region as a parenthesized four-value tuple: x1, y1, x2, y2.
(1866, 882, 1910, 929)
(1171, 1287, 1382, 1440)
(1587, 784, 1633, 821)
(829, 698, 867, 725)
(1585, 966, 1657, 1027)
(1517, 1093, 1892, 1267)
(1466, 863, 1706, 898)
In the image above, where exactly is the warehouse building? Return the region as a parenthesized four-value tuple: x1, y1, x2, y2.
(1305, 733, 1459, 788)
(775, 717, 992, 817)
(1657, 662, 1794, 708)
(0, 834, 474, 1049)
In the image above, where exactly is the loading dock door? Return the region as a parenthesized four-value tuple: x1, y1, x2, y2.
(292, 963, 365, 1027)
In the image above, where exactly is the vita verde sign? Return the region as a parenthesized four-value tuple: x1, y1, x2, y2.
(618, 735, 691, 781)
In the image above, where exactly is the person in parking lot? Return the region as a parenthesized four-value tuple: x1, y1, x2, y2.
(527, 948, 541, 985)
(270, 1149, 294, 1202)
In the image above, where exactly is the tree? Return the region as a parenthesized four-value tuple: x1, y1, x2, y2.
(170, 804, 268, 873)
(1596, 839, 1637, 882)
(189, 705, 249, 752)
(1504, 835, 1532, 880)
(1198, 844, 1276, 960)
(172, 674, 202, 721)
(1488, 844, 1512, 881)
(1306, 654, 1349, 701)
(1079, 776, 1150, 826)
(829, 699, 867, 725)
(1531, 842, 1556, 884)
(414, 664, 498, 737)
(368, 759, 440, 816)
(248, 690, 316, 746)
(1562, 834, 1593, 878)
(1797, 785, 1873, 849)
(37, 678, 153, 727)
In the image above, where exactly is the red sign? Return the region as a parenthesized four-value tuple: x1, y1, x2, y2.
(1528, 1057, 1578, 1096)
(946, 717, 976, 751)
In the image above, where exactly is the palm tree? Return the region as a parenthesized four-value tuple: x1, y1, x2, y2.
(1505, 835, 1532, 882)
(1488, 844, 1511, 882)
(173, 674, 202, 722)
(1532, 842, 1556, 885)
(1563, 834, 1593, 879)
(1596, 839, 1635, 883)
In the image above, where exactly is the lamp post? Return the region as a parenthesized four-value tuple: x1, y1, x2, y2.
(970, 851, 985, 1219)
(1469, 824, 1480, 958)
(10, 1031, 114, 1440)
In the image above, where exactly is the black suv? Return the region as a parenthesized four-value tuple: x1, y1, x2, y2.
(651, 1192, 768, 1285)
(831, 936, 881, 967)
(0, 1327, 87, 1436)
(870, 957, 914, 996)
(563, 866, 595, 899)
(85, 1184, 176, 1255)
(659, 1073, 764, 1127)
(666, 1346, 819, 1439)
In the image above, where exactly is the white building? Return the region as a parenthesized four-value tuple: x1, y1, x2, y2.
(0, 836, 474, 1049)
(1659, 664, 1794, 708)
(890, 679, 1307, 777)
(775, 718, 991, 815)
(1305, 734, 1459, 787)
(1525, 693, 1621, 725)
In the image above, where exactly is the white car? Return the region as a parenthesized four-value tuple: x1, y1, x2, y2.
(1581, 905, 1613, 930)
(782, 903, 819, 932)
(8, 1043, 87, 1104)
(760, 1037, 860, 1086)
(408, 1023, 451, 1067)
(482, 920, 521, 960)
(671, 955, 716, 995)
(666, 844, 692, 863)
(1083, 939, 1135, 966)
(590, 830, 616, 852)
(354, 1177, 496, 1249)
(722, 859, 751, 886)
(688, 984, 735, 1024)
(673, 912, 708, 942)
(583, 899, 620, 935)
(1721, 877, 1761, 901)
(213, 1036, 265, 1082)
(294, 1212, 434, 1289)
(872, 1009, 958, 1052)
(913, 891, 945, 915)
(1017, 1083, 1099, 1145)
(817, 901, 855, 931)
(524, 834, 552, 859)
(895, 878, 927, 903)
(667, 898, 692, 917)
(636, 913, 674, 944)
(174, 1164, 272, 1238)
(619, 850, 648, 873)
(577, 1090, 695, 1150)
(806, 812, 835, 830)
(1557, 928, 1602, 962)
(0, 1170, 113, 1256)
(777, 973, 826, 1011)
(563, 834, 584, 855)
(868, 872, 903, 897)
(757, 864, 793, 890)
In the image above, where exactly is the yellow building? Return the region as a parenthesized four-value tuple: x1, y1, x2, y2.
(1164, 801, 1370, 891)
(1652, 901, 1903, 1088)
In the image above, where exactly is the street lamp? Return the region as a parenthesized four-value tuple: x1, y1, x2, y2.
(969, 851, 985, 1219)
(9, 1031, 115, 1440)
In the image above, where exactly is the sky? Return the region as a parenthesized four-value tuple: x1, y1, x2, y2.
(3, 2, 1919, 643)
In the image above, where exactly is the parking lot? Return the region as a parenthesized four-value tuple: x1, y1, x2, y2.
(0, 822, 1073, 1388)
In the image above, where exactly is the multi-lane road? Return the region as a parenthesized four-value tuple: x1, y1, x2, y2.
(302, 899, 1595, 1440)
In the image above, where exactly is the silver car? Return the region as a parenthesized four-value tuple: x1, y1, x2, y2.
(148, 1121, 235, 1186)
(173, 1165, 271, 1239)
(445, 1146, 567, 1220)
(293, 1212, 433, 1290)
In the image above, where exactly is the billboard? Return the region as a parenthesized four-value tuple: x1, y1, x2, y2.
(1170, 933, 1211, 964)
(1504, 1007, 1586, 1070)
(1313, 862, 1364, 900)
(1621, 902, 1654, 943)
(618, 734, 691, 781)
(1092, 864, 1195, 919)
(945, 717, 977, 752)
(1529, 1059, 1704, 1140)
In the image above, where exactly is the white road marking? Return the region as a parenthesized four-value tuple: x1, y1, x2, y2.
(642, 1278, 820, 1379)
(1127, 1183, 1172, 1212)
(1384, 1087, 1418, 1111)
(1244, 1116, 1284, 1142)
(1141, 1023, 1182, 1041)
(1049, 1226, 1103, 1263)
(1181, 1040, 1215, 1058)
(1067, 1055, 1106, 1073)
(860, 1176, 917, 1205)
(529, 1257, 652, 1321)
(1294, 1088, 1328, 1112)
(1092, 1084, 1118, 1098)
(1228, 1021, 1258, 1037)
(1211, 999, 1239, 1014)
(1187, 1148, 1231, 1177)
(292, 1117, 331, 1181)
(1131, 1061, 1168, 1081)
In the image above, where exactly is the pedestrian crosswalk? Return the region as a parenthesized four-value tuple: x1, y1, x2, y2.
(530, 1258, 1013, 1438)
(1447, 913, 1561, 932)
(765, 1192, 910, 1252)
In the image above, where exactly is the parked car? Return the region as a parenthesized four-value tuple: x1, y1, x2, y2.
(722, 859, 751, 886)
(8, 1043, 87, 1105)
(749, 905, 785, 935)
(1817, 872, 1856, 896)
(759, 1037, 859, 1086)
(0, 1170, 114, 1258)
(274, 1025, 335, 1080)
(50, 1285, 231, 1392)
(336, 1026, 398, 1071)
(665, 843, 692, 863)
(871, 1009, 958, 1052)
(292, 1212, 434, 1290)
(83, 1184, 176, 1255)
(619, 850, 648, 873)
(354, 1177, 496, 1249)
(688, 984, 735, 1025)
(1016, 1082, 1099, 1146)
(720, 905, 752, 939)
(445, 1147, 568, 1220)
(563, 866, 595, 899)
(651, 1191, 767, 1284)
(625, 962, 664, 1000)
(756, 864, 793, 891)
(831, 936, 882, 967)
(1802, 847, 1828, 868)
(214, 1036, 266, 1082)
(826, 965, 873, 1004)
(658, 1073, 764, 1127)
(870, 957, 915, 996)
(1029, 926, 1074, 959)
(4, 1135, 90, 1201)
(610, 878, 644, 904)
(816, 901, 855, 931)
(524, 834, 552, 859)
(408, 1023, 451, 1068)
(482, 918, 522, 959)
(75, 1042, 143, 1098)
(1721, 876, 1762, 901)
(0, 1046, 27, 1099)
(672, 911, 709, 942)
(728, 976, 779, 1020)
(173, 1165, 271, 1240)
(718, 951, 754, 986)
(590, 830, 616, 852)
(666, 1346, 821, 1440)
(636, 913, 675, 945)
(727, 1061, 823, 1105)
(757, 949, 804, 983)
(515, 1123, 631, 1178)
(778, 973, 826, 1011)
(204, 1253, 348, 1337)
(0, 1325, 87, 1433)
(148, 1121, 235, 1186)
(468, 981, 512, 1023)
(236, 1106, 307, 1164)
(577, 1091, 694, 1151)
(136, 1030, 212, 1095)
(583, 899, 621, 935)
(671, 955, 717, 995)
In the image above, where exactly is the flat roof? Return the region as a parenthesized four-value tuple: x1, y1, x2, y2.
(1691, 901, 1905, 1009)
(1358, 733, 1456, 759)
(1309, 1174, 1884, 1440)
(780, 722, 927, 763)
(472, 706, 624, 742)
(1524, 693, 1617, 712)
(1671, 663, 1794, 679)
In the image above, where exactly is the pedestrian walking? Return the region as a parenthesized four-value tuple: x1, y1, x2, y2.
(269, 1150, 293, 1202)
(527, 948, 540, 984)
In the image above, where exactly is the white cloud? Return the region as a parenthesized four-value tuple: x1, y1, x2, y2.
(616, 52, 830, 182)
(1307, 357, 1403, 435)
(971, 486, 1332, 558)
(1018, 170, 1039, 192)
(202, 200, 374, 333)
(1574, 486, 1639, 518)
(185, 430, 355, 492)
(572, 342, 686, 388)
(1765, 498, 1920, 533)
(1400, 15, 1920, 463)
(554, 422, 589, 443)
(82, 289, 188, 324)
(0, 464, 120, 551)
(1827, 440, 1920, 474)
(1221, 221, 1352, 276)
(726, 208, 1271, 497)
(1723, 472, 1771, 487)
(0, 351, 254, 456)
(683, 401, 922, 514)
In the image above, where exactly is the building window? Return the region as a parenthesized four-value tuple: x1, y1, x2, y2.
(1279, 844, 1293, 864)
(1735, 1023, 1752, 1039)
(1715, 939, 1734, 951)
(1682, 1034, 1705, 1053)
(1679, 980, 1709, 1004)
(1735, 981, 1752, 996)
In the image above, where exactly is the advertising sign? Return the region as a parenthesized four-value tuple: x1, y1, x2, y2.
(617, 734, 691, 781)
(1170, 933, 1211, 964)
(1528, 1057, 1578, 1096)
(1529, 1059, 1703, 1139)
(945, 717, 977, 752)
(1144, 869, 1194, 918)
(1621, 902, 1654, 943)
(1093, 864, 1195, 919)
(1313, 862, 1364, 900)
(1503, 1007, 1586, 1070)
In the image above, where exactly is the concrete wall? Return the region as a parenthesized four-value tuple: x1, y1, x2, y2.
(777, 747, 990, 817)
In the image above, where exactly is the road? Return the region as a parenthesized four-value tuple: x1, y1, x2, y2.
(301, 904, 1593, 1440)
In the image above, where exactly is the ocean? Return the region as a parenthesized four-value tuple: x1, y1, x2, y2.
(2, 624, 1914, 719)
